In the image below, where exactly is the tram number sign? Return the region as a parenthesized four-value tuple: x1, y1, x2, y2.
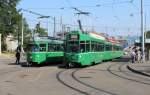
(70, 35, 78, 40)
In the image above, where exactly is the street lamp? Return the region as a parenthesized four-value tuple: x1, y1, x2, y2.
(141, 0, 145, 63)
(17, 9, 24, 52)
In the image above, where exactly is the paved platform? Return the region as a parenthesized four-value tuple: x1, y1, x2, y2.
(127, 61, 150, 77)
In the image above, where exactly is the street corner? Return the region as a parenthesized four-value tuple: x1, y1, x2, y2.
(127, 62, 150, 77)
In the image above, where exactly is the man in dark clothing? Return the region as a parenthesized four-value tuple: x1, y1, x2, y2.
(16, 47, 21, 64)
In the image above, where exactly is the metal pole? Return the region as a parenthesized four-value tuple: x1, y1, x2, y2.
(144, 13, 147, 39)
(141, 0, 145, 63)
(21, 13, 24, 47)
(17, 27, 19, 47)
(53, 17, 56, 37)
(47, 21, 49, 35)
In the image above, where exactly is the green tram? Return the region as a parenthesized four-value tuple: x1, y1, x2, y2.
(25, 36, 64, 66)
(65, 30, 124, 67)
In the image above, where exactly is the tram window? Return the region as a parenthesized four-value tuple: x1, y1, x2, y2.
(96, 43, 99, 51)
(112, 46, 116, 51)
(110, 45, 112, 51)
(27, 44, 39, 52)
(39, 44, 46, 52)
(105, 45, 111, 51)
(33, 45, 39, 52)
(55, 44, 63, 51)
(48, 44, 63, 52)
(48, 44, 54, 51)
(100, 44, 104, 51)
(94, 43, 98, 51)
(97, 44, 100, 51)
(116, 47, 119, 51)
(60, 44, 64, 51)
(80, 41, 85, 52)
(67, 41, 79, 52)
(86, 41, 90, 52)
(91, 42, 95, 52)
(69, 45, 79, 52)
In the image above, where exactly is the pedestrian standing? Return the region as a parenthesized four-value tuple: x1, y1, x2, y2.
(16, 46, 21, 64)
(130, 48, 136, 63)
(137, 49, 142, 63)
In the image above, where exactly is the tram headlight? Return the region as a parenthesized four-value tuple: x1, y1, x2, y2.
(79, 55, 81, 58)
(36, 55, 39, 58)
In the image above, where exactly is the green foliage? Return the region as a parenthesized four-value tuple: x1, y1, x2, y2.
(0, 0, 21, 50)
(35, 23, 48, 36)
(12, 18, 32, 49)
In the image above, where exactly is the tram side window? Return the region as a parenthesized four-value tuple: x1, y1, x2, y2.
(113, 46, 116, 51)
(40, 44, 46, 52)
(60, 44, 64, 51)
(105, 45, 111, 51)
(118, 47, 122, 51)
(48, 44, 63, 52)
(97, 44, 100, 51)
(55, 44, 63, 51)
(91, 41, 95, 52)
(116, 46, 119, 51)
(95, 43, 98, 51)
(105, 45, 108, 51)
(86, 41, 90, 52)
(48, 44, 54, 51)
(80, 41, 85, 52)
(99, 44, 104, 51)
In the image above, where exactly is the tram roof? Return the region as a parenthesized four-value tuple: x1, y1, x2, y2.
(69, 30, 105, 43)
(31, 38, 63, 44)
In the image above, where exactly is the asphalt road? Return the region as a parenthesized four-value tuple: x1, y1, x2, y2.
(0, 55, 150, 95)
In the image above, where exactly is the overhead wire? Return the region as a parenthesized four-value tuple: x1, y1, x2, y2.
(21, 0, 150, 36)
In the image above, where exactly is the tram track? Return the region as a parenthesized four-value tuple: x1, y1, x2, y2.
(119, 63, 150, 82)
(56, 69, 90, 95)
(107, 61, 150, 85)
(56, 68, 118, 95)
(72, 69, 117, 95)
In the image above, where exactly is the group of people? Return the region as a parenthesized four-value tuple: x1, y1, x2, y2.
(130, 46, 142, 63)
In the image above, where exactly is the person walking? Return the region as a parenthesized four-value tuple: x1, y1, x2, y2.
(16, 46, 21, 64)
(137, 49, 142, 63)
(130, 48, 136, 63)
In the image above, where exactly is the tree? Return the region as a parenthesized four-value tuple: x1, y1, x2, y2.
(12, 18, 32, 49)
(0, 0, 21, 51)
(34, 22, 48, 36)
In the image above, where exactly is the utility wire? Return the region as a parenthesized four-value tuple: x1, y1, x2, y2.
(23, 0, 133, 10)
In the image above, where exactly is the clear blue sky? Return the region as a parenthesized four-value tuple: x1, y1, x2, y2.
(17, 0, 150, 36)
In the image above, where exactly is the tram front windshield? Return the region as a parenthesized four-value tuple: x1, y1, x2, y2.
(67, 41, 79, 53)
(28, 44, 39, 52)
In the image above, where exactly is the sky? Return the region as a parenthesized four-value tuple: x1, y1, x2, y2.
(17, 0, 150, 37)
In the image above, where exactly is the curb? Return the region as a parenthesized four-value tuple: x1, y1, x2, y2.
(127, 65, 150, 77)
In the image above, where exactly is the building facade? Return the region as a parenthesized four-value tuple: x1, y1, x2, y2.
(6, 35, 18, 52)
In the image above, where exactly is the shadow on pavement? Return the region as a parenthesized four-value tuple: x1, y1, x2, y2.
(8, 63, 20, 65)
(20, 62, 65, 68)
(111, 56, 131, 63)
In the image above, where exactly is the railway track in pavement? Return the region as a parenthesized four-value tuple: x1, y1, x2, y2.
(107, 58, 150, 85)
(56, 68, 117, 95)
(56, 57, 150, 95)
